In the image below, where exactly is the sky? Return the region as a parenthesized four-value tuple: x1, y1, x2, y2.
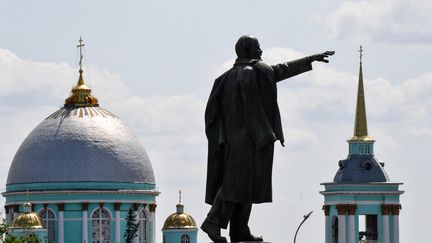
(0, 0, 431, 242)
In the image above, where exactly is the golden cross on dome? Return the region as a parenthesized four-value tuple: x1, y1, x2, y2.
(77, 36, 85, 71)
(179, 189, 182, 204)
(359, 45, 364, 64)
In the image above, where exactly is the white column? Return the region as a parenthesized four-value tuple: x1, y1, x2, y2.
(347, 205, 357, 243)
(59, 211, 64, 243)
(115, 210, 121, 243)
(338, 214, 346, 243)
(393, 215, 399, 243)
(82, 210, 88, 243)
(323, 205, 330, 243)
(325, 215, 330, 243)
(151, 211, 156, 243)
(382, 215, 390, 243)
(150, 204, 156, 243)
(348, 214, 355, 243)
(113, 203, 122, 243)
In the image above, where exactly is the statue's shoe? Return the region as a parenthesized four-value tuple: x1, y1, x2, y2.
(230, 234, 263, 242)
(201, 221, 228, 243)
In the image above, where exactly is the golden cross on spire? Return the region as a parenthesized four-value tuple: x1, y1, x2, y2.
(179, 189, 182, 204)
(359, 45, 364, 64)
(77, 36, 85, 71)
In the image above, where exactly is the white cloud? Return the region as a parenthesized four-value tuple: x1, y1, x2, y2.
(263, 47, 306, 63)
(323, 0, 432, 45)
(406, 125, 432, 137)
(0, 48, 128, 103)
(0, 49, 71, 97)
(109, 94, 204, 135)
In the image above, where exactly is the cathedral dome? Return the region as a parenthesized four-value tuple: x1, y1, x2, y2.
(6, 106, 155, 186)
(6, 63, 154, 189)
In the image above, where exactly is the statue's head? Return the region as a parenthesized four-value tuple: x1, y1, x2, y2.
(235, 35, 262, 59)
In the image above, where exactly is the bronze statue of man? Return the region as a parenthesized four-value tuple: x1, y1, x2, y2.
(201, 35, 334, 242)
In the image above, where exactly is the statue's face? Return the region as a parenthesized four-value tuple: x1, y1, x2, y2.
(251, 40, 263, 59)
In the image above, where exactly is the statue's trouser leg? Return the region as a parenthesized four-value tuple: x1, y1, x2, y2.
(205, 189, 235, 229)
(205, 188, 252, 237)
(229, 203, 252, 238)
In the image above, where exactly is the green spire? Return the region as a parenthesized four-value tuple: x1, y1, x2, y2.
(350, 46, 374, 141)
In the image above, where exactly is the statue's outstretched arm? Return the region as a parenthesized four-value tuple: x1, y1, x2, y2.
(309, 51, 335, 63)
(273, 51, 335, 82)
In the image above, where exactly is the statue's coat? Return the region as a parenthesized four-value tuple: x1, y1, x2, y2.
(205, 57, 313, 204)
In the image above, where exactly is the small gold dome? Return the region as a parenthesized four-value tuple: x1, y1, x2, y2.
(11, 212, 44, 229)
(163, 204, 197, 229)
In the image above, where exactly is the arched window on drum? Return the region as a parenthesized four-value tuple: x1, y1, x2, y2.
(91, 207, 111, 243)
(138, 208, 148, 243)
(181, 234, 190, 243)
(39, 207, 56, 243)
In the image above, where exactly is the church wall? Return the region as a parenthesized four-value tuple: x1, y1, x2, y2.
(64, 220, 82, 242)
(4, 196, 157, 243)
(324, 184, 400, 192)
(162, 228, 198, 243)
(5, 193, 157, 203)
(324, 194, 400, 204)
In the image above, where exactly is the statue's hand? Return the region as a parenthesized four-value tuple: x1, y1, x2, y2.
(310, 51, 335, 63)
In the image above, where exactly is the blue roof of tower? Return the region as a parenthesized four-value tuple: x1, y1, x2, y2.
(333, 154, 389, 183)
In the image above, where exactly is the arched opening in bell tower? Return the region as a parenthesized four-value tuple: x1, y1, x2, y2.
(331, 216, 338, 243)
(359, 215, 378, 242)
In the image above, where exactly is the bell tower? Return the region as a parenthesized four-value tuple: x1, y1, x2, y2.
(320, 47, 404, 243)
